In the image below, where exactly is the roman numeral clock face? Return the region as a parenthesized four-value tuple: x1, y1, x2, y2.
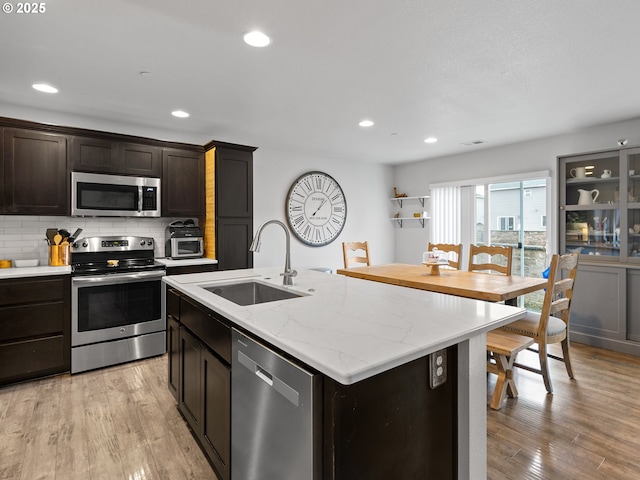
(286, 171, 347, 246)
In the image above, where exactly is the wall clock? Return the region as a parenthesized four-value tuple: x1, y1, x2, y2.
(285, 171, 347, 246)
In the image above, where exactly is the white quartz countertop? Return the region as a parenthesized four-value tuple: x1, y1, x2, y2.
(0, 265, 71, 279)
(155, 257, 218, 267)
(164, 267, 526, 385)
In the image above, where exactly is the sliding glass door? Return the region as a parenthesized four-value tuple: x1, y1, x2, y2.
(475, 179, 548, 308)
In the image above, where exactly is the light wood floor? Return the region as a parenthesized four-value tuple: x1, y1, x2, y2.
(1, 342, 639, 479)
(487, 342, 640, 479)
(0, 356, 216, 480)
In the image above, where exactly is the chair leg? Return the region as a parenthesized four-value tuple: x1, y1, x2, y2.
(561, 338, 575, 379)
(538, 343, 553, 394)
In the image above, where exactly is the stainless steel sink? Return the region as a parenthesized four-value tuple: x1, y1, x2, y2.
(203, 281, 304, 306)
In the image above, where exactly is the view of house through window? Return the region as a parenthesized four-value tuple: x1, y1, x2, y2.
(475, 178, 549, 310)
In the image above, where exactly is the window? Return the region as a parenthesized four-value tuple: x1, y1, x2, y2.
(541, 215, 547, 227)
(497, 216, 515, 231)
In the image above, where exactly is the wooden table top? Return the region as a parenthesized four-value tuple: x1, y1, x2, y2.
(336, 263, 548, 303)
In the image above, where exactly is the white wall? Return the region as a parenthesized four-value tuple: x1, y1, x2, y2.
(252, 147, 395, 273)
(393, 117, 640, 263)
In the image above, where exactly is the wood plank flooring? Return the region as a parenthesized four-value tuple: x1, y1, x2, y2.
(0, 356, 215, 480)
(487, 342, 640, 479)
(1, 341, 639, 479)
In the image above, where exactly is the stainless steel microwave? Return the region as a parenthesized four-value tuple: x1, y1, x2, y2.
(71, 172, 161, 217)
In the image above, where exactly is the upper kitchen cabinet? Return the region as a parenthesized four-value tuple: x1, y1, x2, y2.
(208, 142, 257, 270)
(71, 136, 161, 177)
(215, 145, 254, 218)
(2, 128, 68, 215)
(162, 147, 205, 217)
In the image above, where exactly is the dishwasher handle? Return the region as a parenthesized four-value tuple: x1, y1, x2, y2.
(237, 350, 300, 407)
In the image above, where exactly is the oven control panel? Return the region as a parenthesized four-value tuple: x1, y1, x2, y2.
(102, 240, 129, 248)
(72, 236, 155, 253)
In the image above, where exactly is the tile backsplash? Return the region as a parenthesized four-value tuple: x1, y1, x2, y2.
(0, 215, 191, 264)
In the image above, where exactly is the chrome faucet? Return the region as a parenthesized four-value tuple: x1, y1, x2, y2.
(249, 220, 297, 286)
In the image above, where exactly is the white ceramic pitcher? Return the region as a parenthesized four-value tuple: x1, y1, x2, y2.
(578, 188, 599, 205)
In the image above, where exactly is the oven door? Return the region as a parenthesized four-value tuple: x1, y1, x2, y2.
(71, 270, 166, 347)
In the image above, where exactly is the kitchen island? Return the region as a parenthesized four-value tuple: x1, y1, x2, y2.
(164, 267, 526, 480)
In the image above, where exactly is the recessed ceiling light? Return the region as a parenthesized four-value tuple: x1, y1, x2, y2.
(243, 31, 271, 47)
(359, 120, 374, 127)
(171, 110, 190, 118)
(424, 137, 438, 143)
(32, 83, 58, 93)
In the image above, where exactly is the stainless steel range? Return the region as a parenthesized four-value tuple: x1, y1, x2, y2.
(70, 236, 166, 374)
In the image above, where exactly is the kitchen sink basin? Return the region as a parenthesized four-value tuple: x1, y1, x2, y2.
(203, 281, 304, 306)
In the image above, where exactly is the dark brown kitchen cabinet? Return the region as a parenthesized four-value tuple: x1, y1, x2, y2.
(162, 148, 205, 217)
(70, 136, 118, 173)
(167, 315, 180, 401)
(3, 128, 68, 214)
(71, 136, 161, 177)
(201, 348, 231, 480)
(179, 325, 202, 429)
(0, 275, 71, 385)
(170, 294, 231, 480)
(216, 218, 253, 271)
(119, 142, 161, 176)
(211, 143, 256, 270)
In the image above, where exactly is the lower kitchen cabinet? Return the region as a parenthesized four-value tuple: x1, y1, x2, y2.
(170, 292, 231, 480)
(0, 275, 71, 385)
(201, 348, 231, 480)
(570, 263, 640, 355)
(179, 326, 203, 429)
(167, 315, 180, 401)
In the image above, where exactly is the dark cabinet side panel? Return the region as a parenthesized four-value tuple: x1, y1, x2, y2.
(3, 128, 67, 214)
(323, 347, 457, 480)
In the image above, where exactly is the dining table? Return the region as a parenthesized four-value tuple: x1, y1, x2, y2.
(336, 263, 548, 306)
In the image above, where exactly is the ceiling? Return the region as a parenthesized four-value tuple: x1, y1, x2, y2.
(2, 0, 640, 164)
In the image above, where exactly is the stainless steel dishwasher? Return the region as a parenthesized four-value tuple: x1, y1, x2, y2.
(232, 329, 320, 480)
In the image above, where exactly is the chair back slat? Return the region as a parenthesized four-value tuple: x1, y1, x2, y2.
(342, 241, 370, 268)
(468, 244, 513, 275)
(428, 243, 462, 270)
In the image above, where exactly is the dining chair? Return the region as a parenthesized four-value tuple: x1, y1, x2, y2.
(499, 252, 579, 393)
(342, 241, 370, 268)
(468, 244, 513, 275)
(428, 243, 462, 270)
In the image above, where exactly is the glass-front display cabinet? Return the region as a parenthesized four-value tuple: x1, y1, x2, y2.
(559, 147, 640, 263)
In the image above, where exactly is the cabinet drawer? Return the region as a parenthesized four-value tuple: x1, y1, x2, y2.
(180, 298, 231, 364)
(0, 277, 66, 306)
(0, 302, 65, 342)
(0, 335, 66, 384)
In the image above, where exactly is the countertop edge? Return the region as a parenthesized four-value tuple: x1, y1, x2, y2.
(0, 266, 72, 279)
